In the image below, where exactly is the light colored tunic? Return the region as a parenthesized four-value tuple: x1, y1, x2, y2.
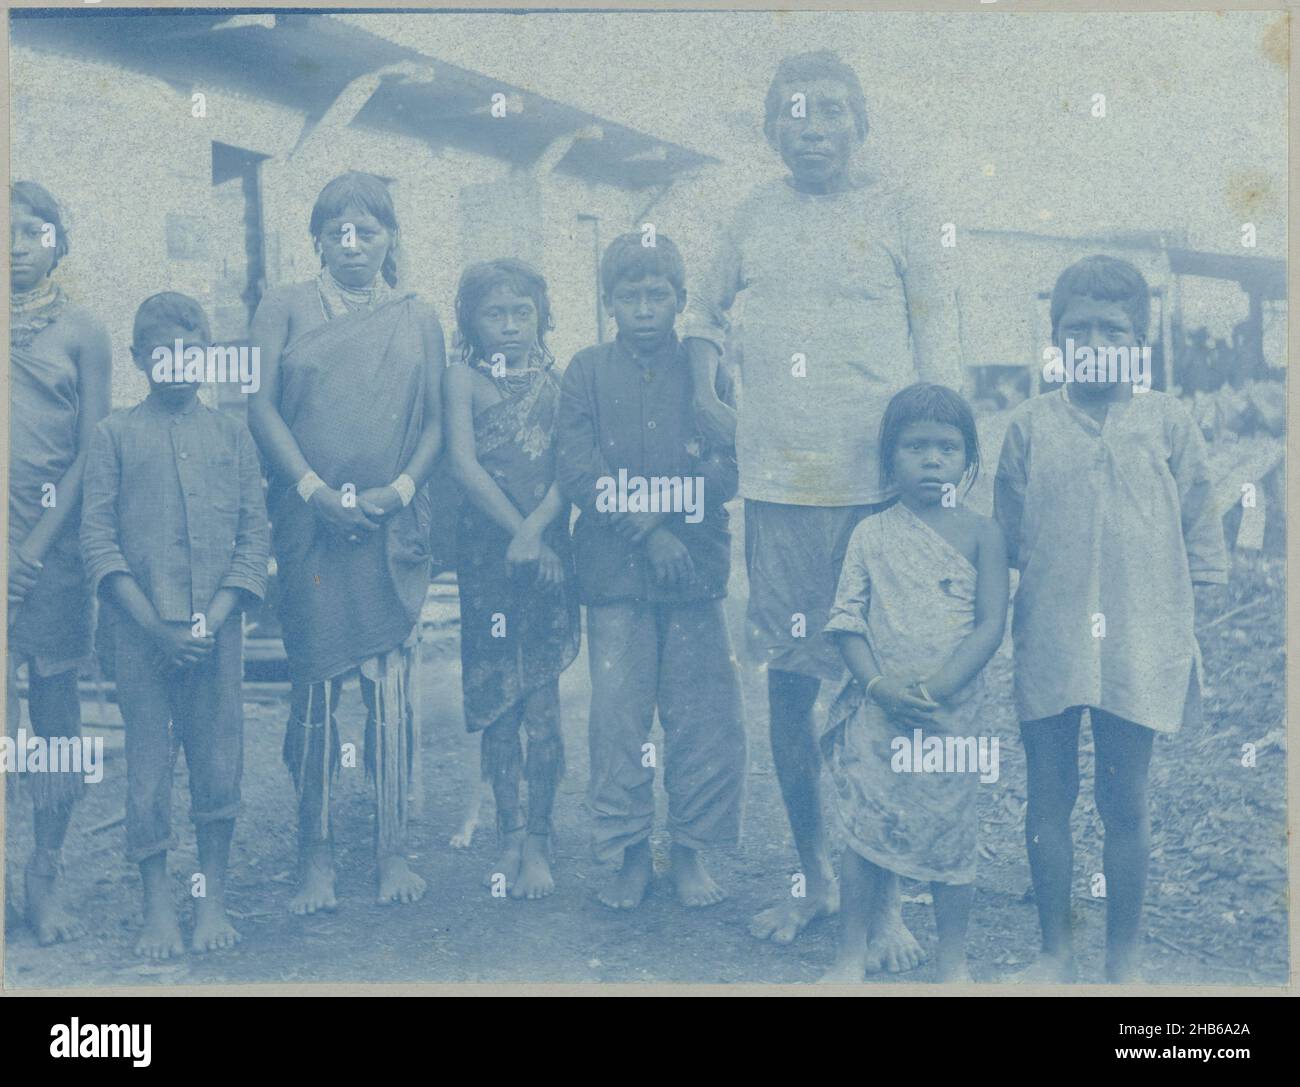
(820, 503, 983, 885)
(681, 174, 962, 506)
(993, 388, 1228, 733)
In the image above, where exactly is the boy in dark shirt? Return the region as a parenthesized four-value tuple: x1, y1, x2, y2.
(82, 293, 269, 958)
(557, 233, 746, 910)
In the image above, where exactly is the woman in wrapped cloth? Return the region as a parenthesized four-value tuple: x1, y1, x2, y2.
(7, 182, 111, 944)
(819, 385, 1008, 983)
(249, 172, 446, 913)
(444, 260, 580, 899)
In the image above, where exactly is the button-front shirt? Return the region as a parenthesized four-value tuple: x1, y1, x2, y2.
(556, 334, 738, 605)
(993, 388, 1228, 733)
(81, 394, 269, 623)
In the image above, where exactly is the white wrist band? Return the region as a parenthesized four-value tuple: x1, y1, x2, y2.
(297, 471, 326, 504)
(390, 473, 416, 507)
(865, 675, 885, 699)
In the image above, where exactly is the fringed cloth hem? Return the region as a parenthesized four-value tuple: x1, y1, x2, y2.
(282, 633, 423, 853)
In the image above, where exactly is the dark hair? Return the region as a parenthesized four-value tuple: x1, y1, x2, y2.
(132, 291, 210, 349)
(599, 231, 686, 298)
(309, 171, 399, 287)
(1050, 255, 1151, 342)
(454, 259, 554, 364)
(878, 383, 980, 492)
(11, 181, 69, 271)
(764, 50, 869, 141)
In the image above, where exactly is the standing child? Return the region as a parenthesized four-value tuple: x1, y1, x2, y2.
(444, 260, 580, 899)
(820, 384, 1008, 983)
(994, 255, 1228, 983)
(557, 232, 747, 910)
(8, 181, 112, 945)
(81, 293, 269, 958)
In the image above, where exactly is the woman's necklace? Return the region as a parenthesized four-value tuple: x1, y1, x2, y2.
(10, 279, 66, 349)
(317, 267, 392, 319)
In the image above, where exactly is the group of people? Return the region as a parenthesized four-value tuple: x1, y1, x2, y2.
(8, 50, 1228, 983)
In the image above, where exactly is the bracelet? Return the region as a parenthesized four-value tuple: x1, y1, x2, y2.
(865, 675, 885, 700)
(390, 473, 417, 507)
(296, 470, 326, 504)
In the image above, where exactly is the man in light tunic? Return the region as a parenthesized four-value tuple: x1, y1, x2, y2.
(684, 50, 963, 962)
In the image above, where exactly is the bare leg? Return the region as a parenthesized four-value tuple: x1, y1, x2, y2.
(598, 837, 654, 910)
(24, 670, 85, 945)
(932, 881, 974, 982)
(191, 819, 240, 953)
(285, 682, 337, 915)
(1014, 711, 1081, 983)
(669, 842, 725, 907)
(1092, 710, 1154, 984)
(368, 663, 426, 906)
(750, 669, 839, 943)
(482, 712, 526, 893)
(513, 684, 564, 900)
(819, 849, 881, 982)
(863, 872, 925, 973)
(135, 853, 183, 960)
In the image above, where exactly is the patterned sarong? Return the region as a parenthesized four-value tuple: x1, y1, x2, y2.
(455, 359, 579, 735)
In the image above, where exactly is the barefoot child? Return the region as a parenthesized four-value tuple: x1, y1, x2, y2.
(444, 260, 580, 899)
(248, 172, 445, 913)
(994, 256, 1227, 983)
(8, 182, 111, 946)
(81, 293, 269, 958)
(556, 232, 747, 910)
(820, 384, 1007, 983)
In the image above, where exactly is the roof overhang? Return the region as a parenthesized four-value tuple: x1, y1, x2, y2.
(11, 9, 717, 190)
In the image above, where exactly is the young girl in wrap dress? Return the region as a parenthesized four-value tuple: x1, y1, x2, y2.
(819, 384, 1008, 984)
(444, 260, 579, 901)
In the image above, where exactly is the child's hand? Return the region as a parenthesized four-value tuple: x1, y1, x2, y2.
(646, 526, 694, 587)
(8, 551, 41, 611)
(150, 622, 215, 671)
(535, 542, 565, 588)
(506, 525, 542, 574)
(613, 512, 659, 543)
(868, 676, 938, 726)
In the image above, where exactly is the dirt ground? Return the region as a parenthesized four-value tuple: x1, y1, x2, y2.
(3, 503, 1289, 989)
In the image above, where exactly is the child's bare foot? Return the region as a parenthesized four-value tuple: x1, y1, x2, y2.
(749, 878, 839, 944)
(669, 843, 725, 908)
(377, 855, 426, 905)
(511, 834, 556, 900)
(598, 839, 653, 910)
(485, 829, 525, 892)
(25, 858, 85, 946)
(1007, 954, 1077, 984)
(191, 897, 241, 953)
(136, 899, 184, 960)
(289, 846, 337, 915)
(817, 950, 869, 984)
(863, 913, 925, 974)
